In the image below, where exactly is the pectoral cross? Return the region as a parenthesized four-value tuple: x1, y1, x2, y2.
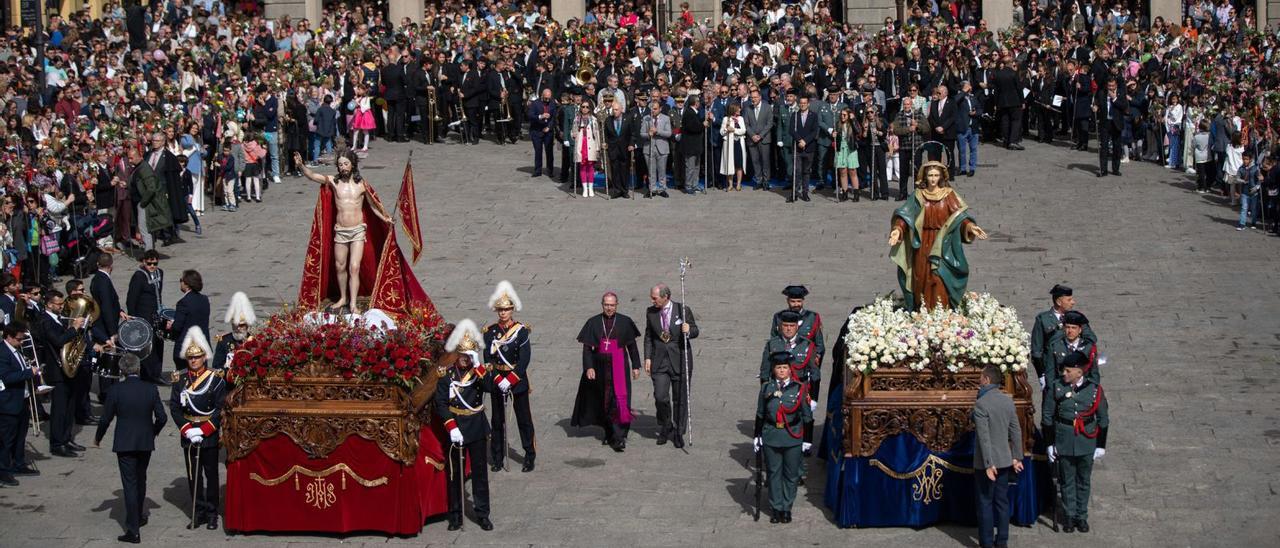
(601, 340, 612, 351)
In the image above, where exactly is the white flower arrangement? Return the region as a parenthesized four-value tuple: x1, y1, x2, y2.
(844, 293, 1030, 375)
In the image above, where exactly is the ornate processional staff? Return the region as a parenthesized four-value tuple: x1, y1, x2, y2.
(679, 257, 693, 446)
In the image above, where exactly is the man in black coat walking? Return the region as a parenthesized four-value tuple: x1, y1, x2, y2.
(992, 56, 1025, 150)
(95, 354, 167, 544)
(380, 51, 409, 142)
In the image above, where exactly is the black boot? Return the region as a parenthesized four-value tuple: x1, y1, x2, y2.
(852, 189, 861, 202)
(769, 510, 780, 523)
(1076, 518, 1090, 533)
(522, 453, 535, 473)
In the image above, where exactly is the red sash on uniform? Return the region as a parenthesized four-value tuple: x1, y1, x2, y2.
(1073, 385, 1105, 439)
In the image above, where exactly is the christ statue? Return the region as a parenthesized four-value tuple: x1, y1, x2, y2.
(296, 150, 392, 314)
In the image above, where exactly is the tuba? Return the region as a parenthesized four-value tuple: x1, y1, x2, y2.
(60, 294, 99, 379)
(574, 49, 596, 87)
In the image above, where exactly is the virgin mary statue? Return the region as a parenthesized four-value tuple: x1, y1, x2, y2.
(887, 161, 989, 311)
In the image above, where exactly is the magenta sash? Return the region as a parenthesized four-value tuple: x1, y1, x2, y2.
(601, 337, 633, 425)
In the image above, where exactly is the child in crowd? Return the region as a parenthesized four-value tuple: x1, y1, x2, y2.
(1191, 120, 1211, 193)
(1237, 151, 1259, 231)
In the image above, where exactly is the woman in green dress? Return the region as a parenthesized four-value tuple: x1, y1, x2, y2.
(834, 108, 860, 202)
(754, 352, 813, 524)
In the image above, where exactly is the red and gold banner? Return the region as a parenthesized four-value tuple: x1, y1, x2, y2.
(396, 159, 424, 264)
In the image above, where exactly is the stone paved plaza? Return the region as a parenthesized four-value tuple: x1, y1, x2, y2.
(2, 136, 1278, 548)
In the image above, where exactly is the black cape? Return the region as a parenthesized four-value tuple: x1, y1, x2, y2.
(570, 313, 641, 428)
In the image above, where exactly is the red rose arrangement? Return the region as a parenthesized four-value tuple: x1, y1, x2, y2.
(227, 303, 453, 389)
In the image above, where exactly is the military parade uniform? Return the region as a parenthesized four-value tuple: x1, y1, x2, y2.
(1030, 285, 1097, 381)
(211, 334, 244, 371)
(437, 320, 495, 531)
(168, 328, 227, 531)
(1044, 335, 1100, 385)
(484, 320, 534, 472)
(769, 286, 825, 454)
(759, 327, 820, 458)
(1043, 352, 1109, 534)
(754, 351, 813, 523)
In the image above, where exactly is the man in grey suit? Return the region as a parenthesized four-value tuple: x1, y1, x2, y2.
(643, 284, 698, 449)
(972, 366, 1024, 548)
(638, 99, 672, 198)
(744, 89, 773, 190)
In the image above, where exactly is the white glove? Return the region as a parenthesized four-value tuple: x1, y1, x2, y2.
(1047, 446, 1057, 463)
(449, 428, 463, 445)
(498, 379, 512, 392)
(183, 428, 201, 441)
(1038, 375, 1045, 388)
(1093, 448, 1105, 461)
(802, 442, 812, 452)
(563, 140, 570, 147)
(190, 435, 204, 445)
(753, 437, 762, 453)
(809, 400, 818, 414)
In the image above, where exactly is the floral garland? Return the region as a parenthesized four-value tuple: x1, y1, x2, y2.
(843, 293, 1030, 375)
(226, 303, 452, 389)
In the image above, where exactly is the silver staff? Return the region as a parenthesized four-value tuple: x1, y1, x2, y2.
(679, 257, 693, 446)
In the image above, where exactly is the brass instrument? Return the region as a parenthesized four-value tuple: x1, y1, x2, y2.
(59, 294, 99, 379)
(429, 87, 442, 121)
(20, 332, 52, 435)
(497, 87, 514, 123)
(574, 49, 596, 87)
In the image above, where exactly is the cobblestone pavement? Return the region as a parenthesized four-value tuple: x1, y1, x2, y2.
(2, 136, 1278, 548)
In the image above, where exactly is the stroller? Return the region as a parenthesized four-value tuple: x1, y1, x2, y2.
(59, 206, 112, 280)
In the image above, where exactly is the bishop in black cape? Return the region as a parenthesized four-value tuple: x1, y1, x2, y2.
(570, 310, 642, 449)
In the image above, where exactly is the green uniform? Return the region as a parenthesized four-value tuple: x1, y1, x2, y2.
(769, 309, 826, 363)
(759, 335, 819, 385)
(1029, 308, 1098, 377)
(1042, 377, 1109, 522)
(754, 379, 813, 512)
(1043, 337, 1100, 385)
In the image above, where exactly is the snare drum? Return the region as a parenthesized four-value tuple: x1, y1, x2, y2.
(118, 317, 154, 359)
(94, 348, 126, 379)
(153, 307, 177, 338)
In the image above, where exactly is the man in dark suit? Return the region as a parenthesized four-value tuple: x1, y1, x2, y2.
(927, 85, 959, 178)
(788, 96, 819, 203)
(90, 254, 124, 403)
(95, 353, 167, 544)
(459, 60, 487, 145)
(126, 250, 164, 383)
(33, 289, 88, 457)
(380, 50, 409, 142)
(527, 88, 557, 178)
(677, 95, 705, 194)
(643, 284, 699, 449)
(1031, 63, 1058, 143)
(991, 56, 1025, 150)
(1093, 79, 1128, 177)
(167, 270, 210, 372)
(0, 321, 38, 486)
(603, 101, 634, 198)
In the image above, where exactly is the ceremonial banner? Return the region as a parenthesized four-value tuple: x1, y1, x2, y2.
(396, 159, 424, 264)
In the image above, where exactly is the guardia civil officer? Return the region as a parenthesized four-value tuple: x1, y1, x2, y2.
(1044, 351, 1109, 534)
(754, 351, 812, 524)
